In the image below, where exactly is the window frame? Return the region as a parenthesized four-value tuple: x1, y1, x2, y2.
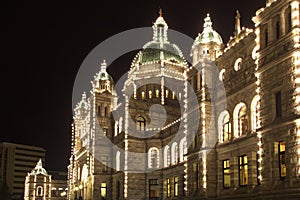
(238, 155, 248, 186)
(223, 159, 230, 189)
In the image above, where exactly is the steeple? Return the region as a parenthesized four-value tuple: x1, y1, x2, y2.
(234, 10, 241, 39)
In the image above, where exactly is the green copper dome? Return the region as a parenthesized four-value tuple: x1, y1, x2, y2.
(132, 12, 186, 66)
(193, 14, 223, 46)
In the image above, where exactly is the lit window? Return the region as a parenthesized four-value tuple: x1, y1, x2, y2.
(223, 160, 230, 188)
(172, 91, 176, 99)
(174, 176, 179, 197)
(155, 89, 160, 98)
(100, 182, 107, 199)
(239, 155, 248, 186)
(116, 151, 120, 171)
(171, 142, 178, 165)
(148, 90, 152, 99)
(164, 145, 171, 167)
(218, 111, 231, 142)
(36, 186, 43, 197)
(166, 178, 171, 197)
(136, 116, 145, 131)
(148, 147, 159, 168)
(141, 91, 145, 100)
(223, 113, 232, 141)
(165, 89, 169, 98)
(278, 141, 286, 178)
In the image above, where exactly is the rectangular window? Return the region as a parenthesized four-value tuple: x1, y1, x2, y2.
(166, 178, 171, 197)
(276, 21, 280, 39)
(116, 181, 120, 199)
(174, 176, 178, 197)
(275, 91, 282, 117)
(223, 159, 230, 188)
(104, 106, 108, 117)
(279, 141, 286, 178)
(149, 179, 159, 198)
(100, 182, 107, 199)
(265, 28, 269, 47)
(238, 155, 248, 186)
(102, 155, 108, 172)
(97, 105, 101, 116)
(103, 128, 108, 136)
(193, 163, 199, 191)
(193, 75, 198, 91)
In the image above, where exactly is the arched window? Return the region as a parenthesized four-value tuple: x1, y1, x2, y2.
(136, 116, 145, 131)
(36, 186, 43, 197)
(171, 142, 179, 165)
(116, 151, 120, 171)
(218, 111, 231, 142)
(251, 95, 260, 132)
(155, 89, 160, 98)
(234, 58, 242, 71)
(119, 117, 123, 133)
(148, 90, 152, 99)
(165, 89, 169, 98)
(179, 138, 187, 162)
(114, 121, 119, 136)
(233, 103, 248, 137)
(164, 145, 170, 167)
(148, 147, 159, 168)
(141, 91, 145, 100)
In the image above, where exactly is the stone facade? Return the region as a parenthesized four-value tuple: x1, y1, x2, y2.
(68, 1, 300, 199)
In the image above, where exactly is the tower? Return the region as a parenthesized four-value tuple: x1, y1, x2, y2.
(24, 159, 51, 200)
(191, 14, 224, 64)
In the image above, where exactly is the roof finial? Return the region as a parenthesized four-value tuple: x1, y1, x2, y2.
(159, 8, 163, 17)
(235, 10, 241, 38)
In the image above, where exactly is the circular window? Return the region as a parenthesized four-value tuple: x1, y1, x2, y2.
(234, 58, 242, 71)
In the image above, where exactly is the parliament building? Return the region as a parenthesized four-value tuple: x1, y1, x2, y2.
(68, 0, 300, 199)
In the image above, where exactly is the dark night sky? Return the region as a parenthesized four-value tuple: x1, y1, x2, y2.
(1, 1, 265, 171)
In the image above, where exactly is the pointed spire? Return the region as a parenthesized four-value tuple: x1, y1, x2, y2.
(36, 159, 43, 168)
(159, 8, 163, 17)
(235, 10, 241, 38)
